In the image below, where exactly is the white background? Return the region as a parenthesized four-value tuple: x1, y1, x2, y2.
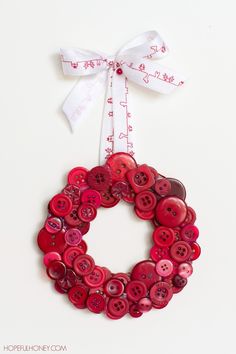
(0, 0, 235, 353)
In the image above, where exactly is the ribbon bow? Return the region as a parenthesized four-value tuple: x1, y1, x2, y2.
(60, 30, 184, 164)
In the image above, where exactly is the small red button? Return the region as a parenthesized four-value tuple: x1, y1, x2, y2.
(64, 205, 81, 227)
(111, 181, 131, 199)
(153, 226, 175, 247)
(68, 285, 88, 308)
(104, 278, 124, 297)
(87, 166, 112, 191)
(113, 273, 130, 287)
(83, 266, 106, 288)
(77, 239, 88, 253)
(134, 207, 155, 220)
(73, 254, 95, 276)
(181, 224, 199, 243)
(154, 178, 171, 196)
(37, 228, 66, 254)
(126, 164, 155, 193)
(65, 228, 82, 246)
(63, 184, 81, 205)
(67, 167, 88, 188)
(46, 260, 66, 280)
(138, 297, 152, 312)
(106, 152, 137, 181)
(63, 246, 84, 268)
(189, 242, 201, 261)
(149, 281, 173, 305)
(126, 280, 147, 302)
(49, 193, 73, 217)
(170, 240, 192, 262)
(156, 196, 187, 227)
(181, 206, 196, 227)
(172, 274, 187, 288)
(100, 188, 120, 208)
(178, 262, 193, 278)
(76, 221, 90, 236)
(77, 203, 97, 222)
(43, 252, 61, 267)
(150, 245, 169, 262)
(135, 190, 157, 211)
(129, 303, 143, 318)
(116, 68, 123, 75)
(44, 217, 62, 234)
(81, 189, 102, 208)
(86, 293, 106, 313)
(107, 298, 129, 318)
(131, 260, 161, 289)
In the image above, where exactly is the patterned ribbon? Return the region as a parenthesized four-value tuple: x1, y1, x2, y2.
(60, 31, 184, 164)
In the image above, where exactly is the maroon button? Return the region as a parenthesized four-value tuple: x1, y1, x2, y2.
(135, 190, 157, 211)
(37, 228, 66, 254)
(65, 228, 82, 246)
(181, 206, 196, 227)
(73, 254, 95, 276)
(44, 217, 62, 234)
(167, 178, 186, 200)
(68, 285, 88, 308)
(56, 269, 82, 291)
(107, 298, 129, 318)
(153, 226, 175, 247)
(170, 240, 192, 262)
(83, 266, 106, 288)
(126, 280, 147, 302)
(126, 164, 155, 193)
(134, 207, 155, 220)
(113, 273, 130, 287)
(138, 297, 152, 312)
(104, 278, 124, 297)
(46, 260, 66, 280)
(49, 193, 73, 217)
(64, 205, 81, 227)
(77, 203, 97, 222)
(149, 281, 173, 305)
(100, 189, 120, 208)
(154, 178, 171, 196)
(63, 184, 81, 205)
(116, 68, 123, 75)
(87, 293, 106, 313)
(81, 189, 102, 208)
(129, 303, 143, 318)
(87, 166, 112, 191)
(189, 242, 201, 261)
(150, 245, 169, 262)
(181, 224, 199, 243)
(172, 274, 187, 288)
(131, 260, 160, 289)
(62, 246, 84, 268)
(106, 152, 137, 181)
(111, 181, 131, 199)
(43, 252, 61, 267)
(156, 196, 187, 227)
(67, 167, 88, 188)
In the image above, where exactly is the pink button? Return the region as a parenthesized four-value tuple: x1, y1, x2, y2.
(65, 228, 82, 246)
(43, 252, 61, 267)
(178, 262, 193, 278)
(81, 189, 102, 208)
(44, 217, 62, 234)
(138, 297, 152, 312)
(156, 259, 174, 277)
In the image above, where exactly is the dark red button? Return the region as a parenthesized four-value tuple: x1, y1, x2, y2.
(156, 196, 187, 227)
(63, 184, 81, 205)
(149, 281, 173, 305)
(150, 245, 169, 262)
(106, 152, 137, 181)
(181, 224, 199, 243)
(167, 178, 186, 200)
(77, 203, 97, 222)
(83, 266, 106, 288)
(46, 260, 66, 280)
(107, 298, 129, 318)
(44, 217, 62, 234)
(104, 278, 124, 297)
(100, 189, 120, 208)
(87, 166, 112, 191)
(49, 193, 73, 217)
(131, 260, 161, 289)
(67, 167, 88, 188)
(126, 164, 155, 193)
(64, 205, 81, 227)
(134, 207, 155, 220)
(189, 242, 201, 261)
(56, 269, 82, 291)
(135, 190, 157, 211)
(153, 226, 175, 247)
(86, 293, 106, 313)
(73, 254, 95, 276)
(172, 274, 187, 288)
(129, 303, 143, 318)
(116, 68, 123, 75)
(111, 181, 131, 199)
(154, 178, 171, 196)
(126, 280, 147, 302)
(37, 228, 66, 254)
(170, 240, 192, 262)
(62, 246, 84, 268)
(68, 285, 88, 308)
(81, 189, 102, 208)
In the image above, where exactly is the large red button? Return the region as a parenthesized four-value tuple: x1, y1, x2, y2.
(67, 167, 88, 188)
(126, 280, 147, 302)
(100, 189, 120, 208)
(107, 298, 129, 318)
(170, 240, 192, 262)
(104, 278, 124, 297)
(156, 196, 187, 227)
(62, 246, 84, 268)
(149, 281, 173, 305)
(73, 254, 95, 276)
(131, 260, 161, 289)
(87, 166, 112, 191)
(81, 189, 102, 208)
(49, 193, 73, 217)
(126, 164, 155, 193)
(77, 203, 97, 222)
(37, 228, 66, 254)
(83, 266, 106, 288)
(68, 285, 88, 308)
(46, 260, 66, 280)
(153, 226, 175, 247)
(86, 293, 106, 313)
(106, 152, 137, 181)
(135, 190, 157, 211)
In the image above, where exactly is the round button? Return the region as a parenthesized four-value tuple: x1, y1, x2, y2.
(150, 245, 169, 262)
(63, 184, 81, 205)
(46, 260, 66, 280)
(134, 207, 155, 220)
(44, 217, 62, 234)
(149, 166, 159, 179)
(104, 278, 124, 297)
(170, 241, 192, 262)
(126, 165, 155, 193)
(149, 281, 173, 305)
(68, 285, 88, 308)
(73, 254, 95, 276)
(153, 226, 175, 247)
(107, 298, 129, 318)
(167, 178, 186, 200)
(65, 228, 82, 246)
(64, 205, 81, 227)
(181, 224, 199, 243)
(155, 259, 174, 277)
(181, 206, 196, 227)
(129, 303, 143, 318)
(172, 274, 187, 288)
(67, 167, 88, 188)
(156, 196, 187, 227)
(87, 166, 112, 191)
(189, 242, 201, 261)
(56, 269, 82, 291)
(111, 181, 131, 199)
(77, 203, 97, 222)
(43, 252, 61, 267)
(37, 228, 66, 254)
(138, 297, 152, 312)
(49, 193, 73, 217)
(123, 188, 136, 204)
(83, 266, 106, 288)
(178, 262, 193, 278)
(135, 190, 157, 211)
(126, 280, 147, 302)
(100, 189, 120, 208)
(154, 178, 171, 196)
(86, 293, 106, 313)
(116, 68, 123, 75)
(77, 239, 88, 253)
(106, 152, 137, 181)
(131, 260, 160, 289)
(113, 273, 130, 287)
(76, 220, 90, 236)
(81, 189, 102, 208)
(62, 246, 84, 268)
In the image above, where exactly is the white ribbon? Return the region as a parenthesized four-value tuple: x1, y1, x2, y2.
(60, 31, 184, 164)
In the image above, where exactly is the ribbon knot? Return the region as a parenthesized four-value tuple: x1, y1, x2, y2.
(60, 30, 185, 164)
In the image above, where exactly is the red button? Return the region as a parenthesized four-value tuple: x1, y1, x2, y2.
(134, 207, 155, 220)
(102, 267, 112, 281)
(76, 220, 90, 236)
(189, 242, 201, 260)
(126, 280, 147, 302)
(135, 190, 157, 211)
(116, 68, 123, 75)
(106, 152, 137, 181)
(73, 254, 95, 276)
(138, 297, 152, 312)
(64, 205, 81, 227)
(100, 189, 120, 208)
(126, 164, 155, 193)
(150, 245, 169, 262)
(49, 193, 73, 217)
(86, 293, 106, 313)
(131, 260, 161, 289)
(111, 181, 131, 199)
(68, 285, 88, 308)
(154, 178, 171, 196)
(63, 184, 81, 205)
(129, 303, 143, 318)
(170, 240, 192, 262)
(62, 246, 84, 268)
(67, 167, 88, 188)
(149, 281, 173, 305)
(107, 298, 129, 318)
(77, 239, 88, 253)
(181, 206, 196, 227)
(81, 189, 102, 208)
(156, 259, 174, 277)
(44, 217, 62, 234)
(167, 178, 186, 200)
(65, 228, 82, 246)
(43, 252, 61, 267)
(37, 228, 66, 254)
(123, 188, 136, 204)
(104, 278, 124, 297)
(87, 166, 112, 191)
(77, 203, 97, 222)
(172, 274, 187, 288)
(156, 196, 187, 227)
(153, 226, 175, 247)
(181, 224, 199, 243)
(46, 260, 66, 280)
(56, 269, 82, 291)
(113, 273, 130, 287)
(83, 266, 106, 288)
